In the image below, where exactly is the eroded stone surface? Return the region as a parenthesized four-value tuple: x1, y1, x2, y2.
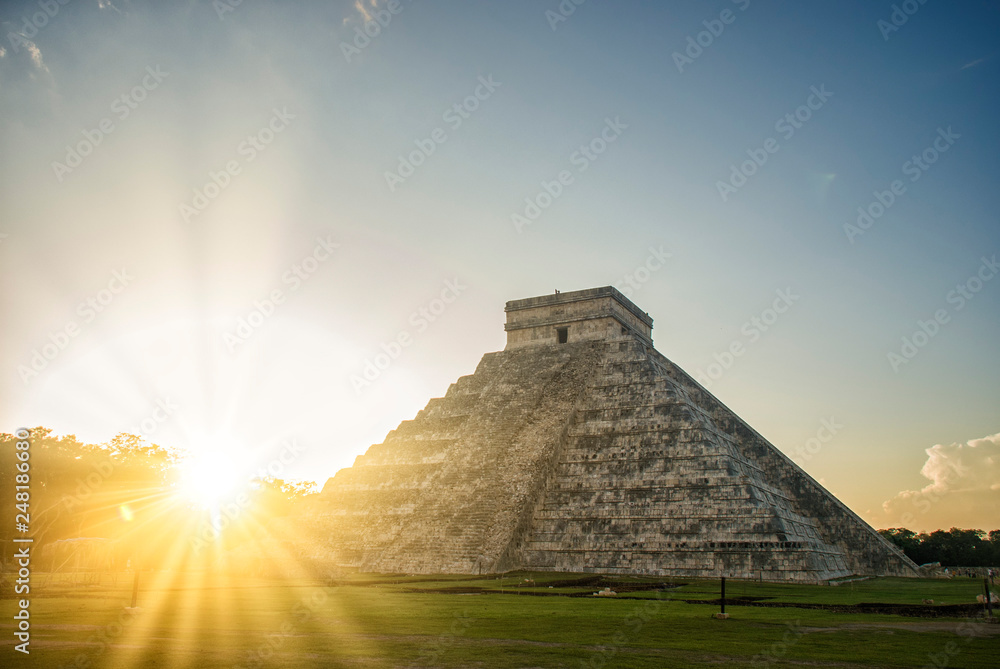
(313, 288, 918, 582)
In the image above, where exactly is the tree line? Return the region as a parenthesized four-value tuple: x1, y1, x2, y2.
(879, 527, 1000, 568)
(1, 428, 316, 571)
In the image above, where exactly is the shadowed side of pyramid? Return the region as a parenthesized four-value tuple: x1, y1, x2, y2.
(648, 350, 917, 578)
(319, 342, 603, 574)
(316, 287, 918, 581)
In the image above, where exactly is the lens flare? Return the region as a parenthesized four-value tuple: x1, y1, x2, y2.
(176, 435, 245, 510)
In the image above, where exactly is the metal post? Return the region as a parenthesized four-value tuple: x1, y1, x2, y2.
(720, 576, 726, 615)
(130, 568, 140, 608)
(986, 579, 994, 619)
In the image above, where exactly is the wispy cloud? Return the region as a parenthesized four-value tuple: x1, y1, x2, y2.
(352, 0, 381, 23)
(98, 0, 123, 14)
(960, 56, 988, 70)
(354, 0, 372, 22)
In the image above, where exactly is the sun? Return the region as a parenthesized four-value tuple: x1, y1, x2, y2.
(176, 436, 246, 510)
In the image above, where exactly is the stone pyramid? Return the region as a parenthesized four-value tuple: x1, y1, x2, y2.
(317, 287, 918, 582)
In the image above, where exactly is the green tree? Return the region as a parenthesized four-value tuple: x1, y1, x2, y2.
(878, 527, 999, 567)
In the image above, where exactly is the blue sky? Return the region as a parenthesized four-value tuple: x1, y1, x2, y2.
(1, 0, 998, 531)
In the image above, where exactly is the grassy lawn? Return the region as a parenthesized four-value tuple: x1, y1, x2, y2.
(5, 571, 997, 668)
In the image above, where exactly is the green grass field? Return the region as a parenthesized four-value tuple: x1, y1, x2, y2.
(5, 571, 998, 668)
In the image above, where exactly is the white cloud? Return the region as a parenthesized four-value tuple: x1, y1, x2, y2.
(25, 41, 49, 73)
(882, 432, 1000, 530)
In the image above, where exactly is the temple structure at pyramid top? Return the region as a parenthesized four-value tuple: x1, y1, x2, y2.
(505, 287, 653, 349)
(314, 287, 919, 582)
